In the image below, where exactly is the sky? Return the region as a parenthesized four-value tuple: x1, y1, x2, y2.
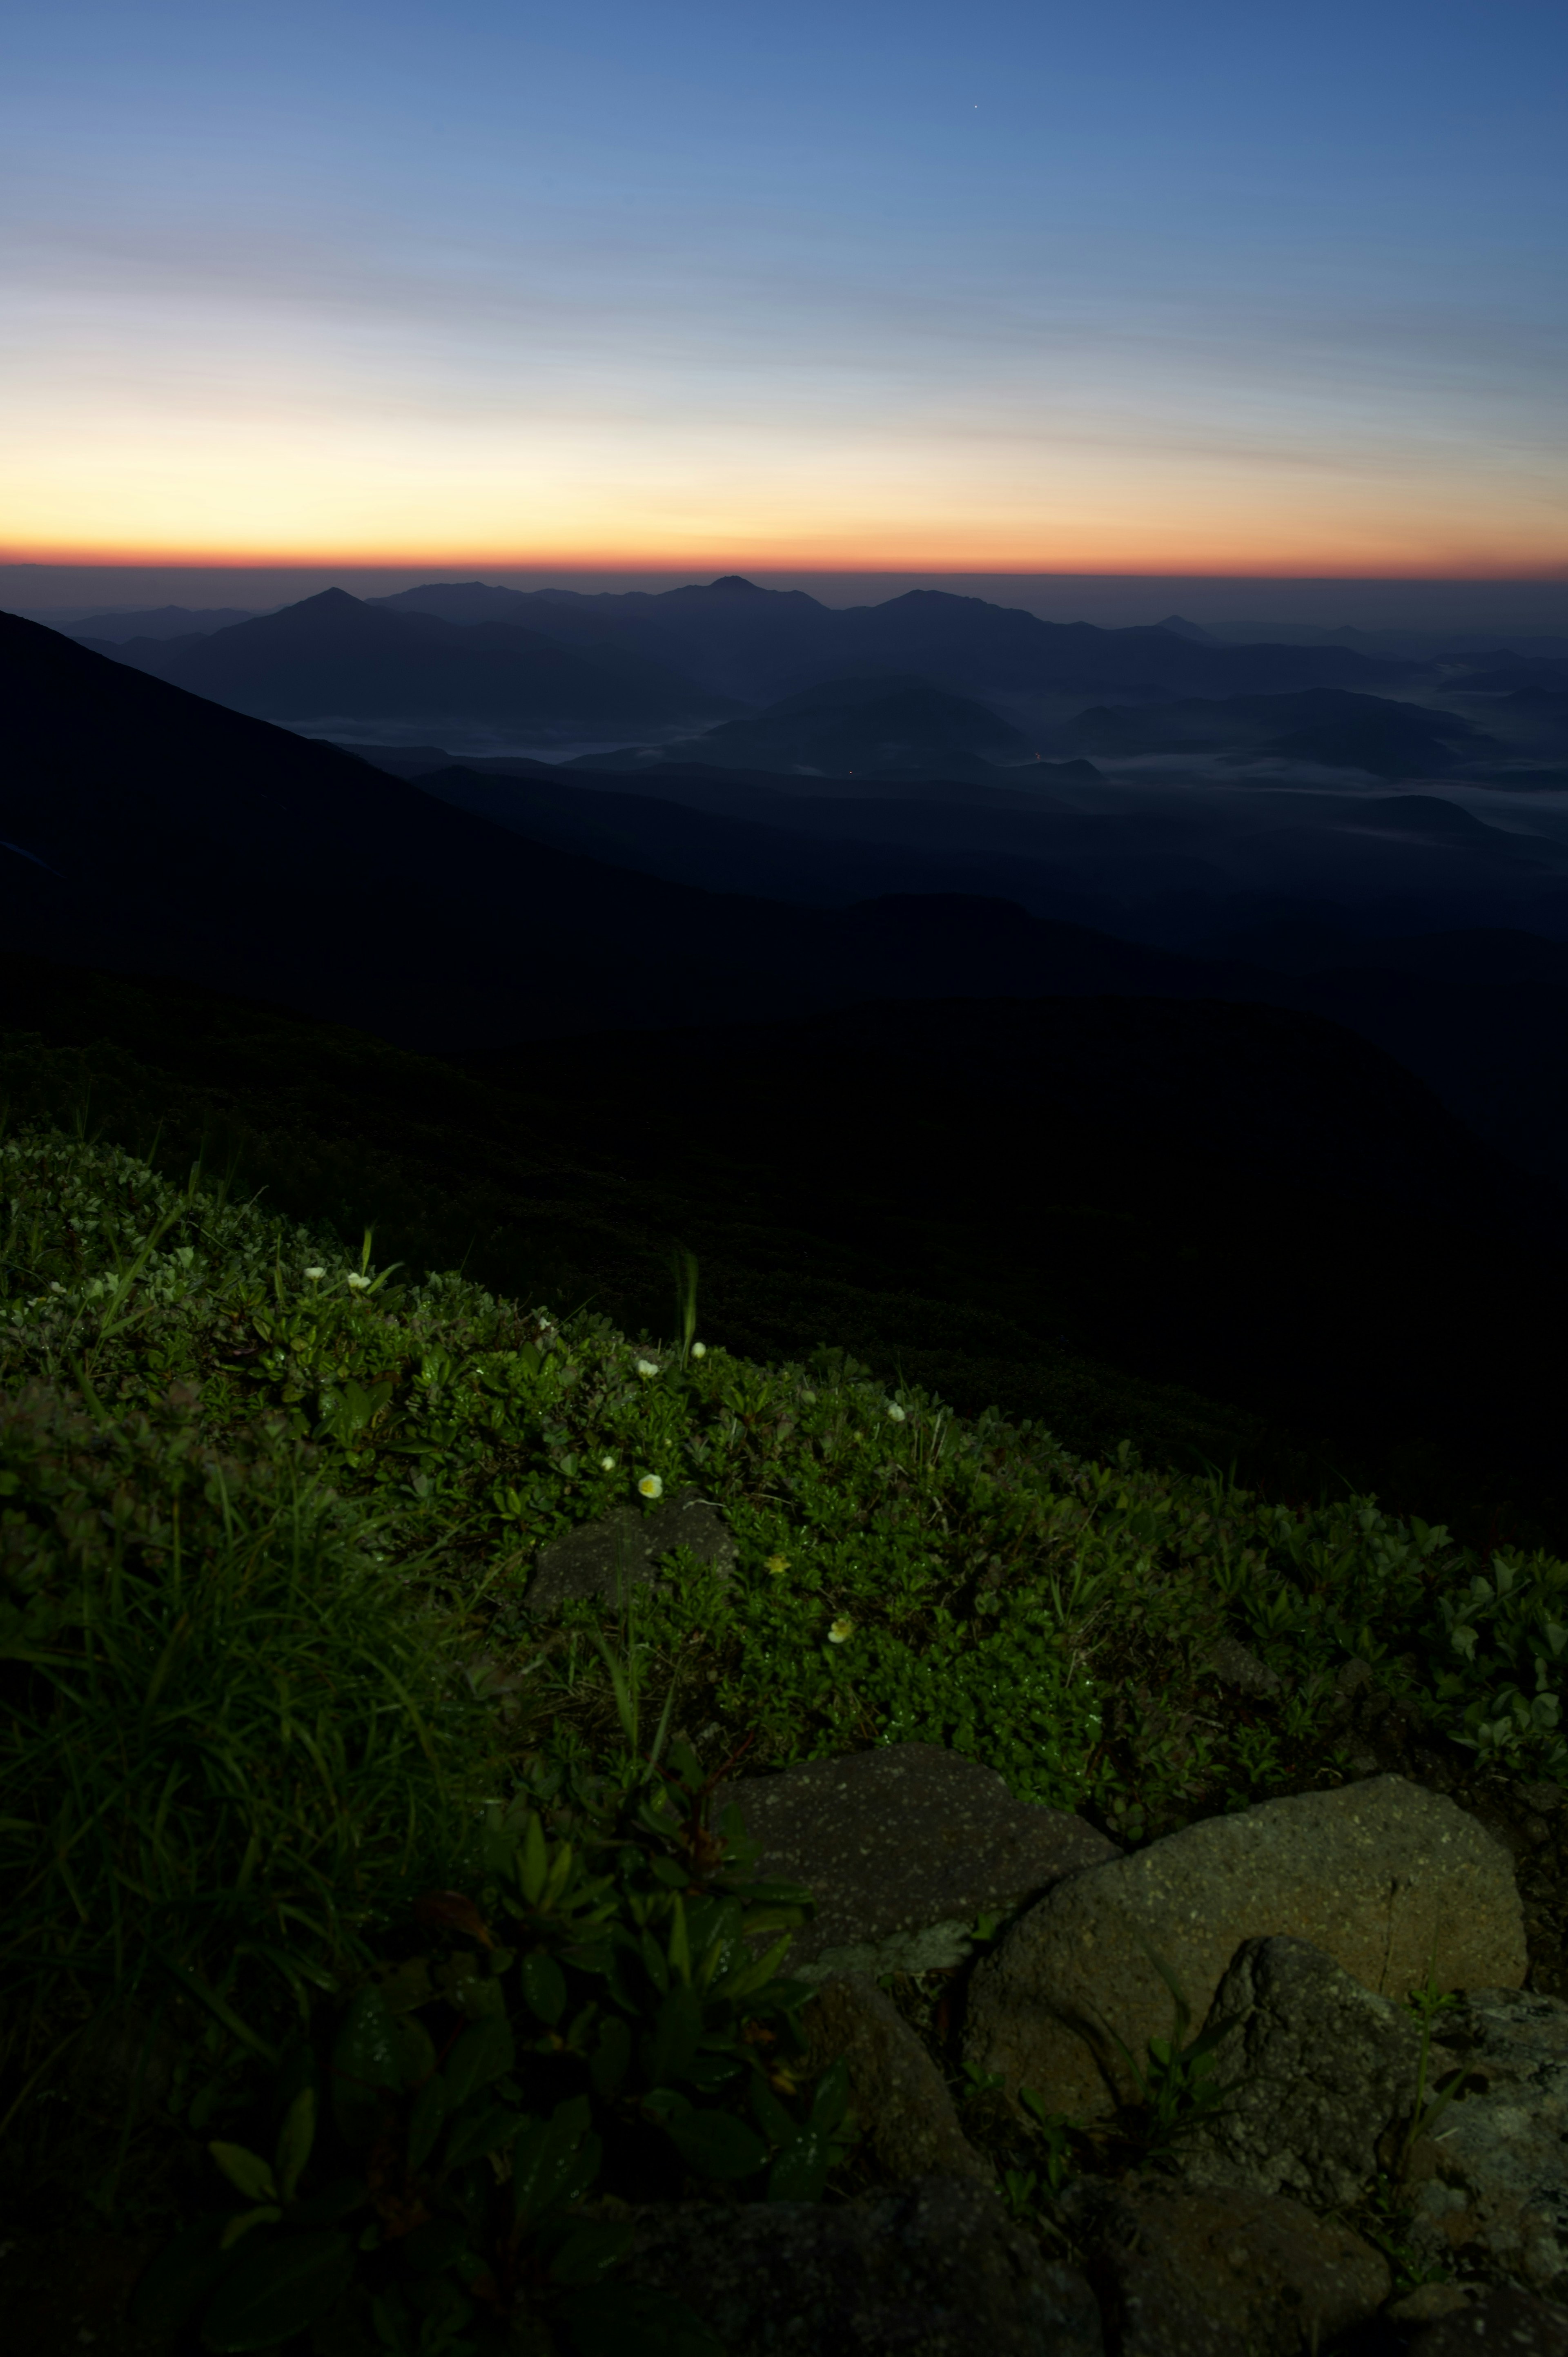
(4, 0, 1566, 576)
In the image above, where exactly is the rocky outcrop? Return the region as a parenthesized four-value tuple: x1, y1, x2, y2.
(525, 1485, 733, 1612)
(631, 1744, 1565, 2350)
(1071, 2178, 1389, 2355)
(1404, 1986, 1568, 2299)
(962, 1777, 1526, 2119)
(1176, 1935, 1431, 2209)
(803, 1974, 992, 2185)
(616, 2173, 1104, 2357)
(715, 1742, 1117, 1976)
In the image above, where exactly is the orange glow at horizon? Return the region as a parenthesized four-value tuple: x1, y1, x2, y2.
(8, 531, 1566, 582)
(6, 381, 1563, 584)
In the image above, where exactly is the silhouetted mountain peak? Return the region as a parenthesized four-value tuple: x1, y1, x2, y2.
(708, 575, 762, 592)
(291, 588, 363, 613)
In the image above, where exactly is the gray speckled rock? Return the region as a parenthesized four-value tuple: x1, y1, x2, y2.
(803, 1974, 992, 2185)
(1177, 1936, 1428, 2210)
(617, 2174, 1103, 2356)
(525, 1487, 733, 1614)
(1407, 2286, 1568, 2354)
(963, 1777, 1525, 2121)
(1076, 2179, 1389, 2356)
(714, 1744, 1118, 1977)
(1405, 1987, 1568, 2300)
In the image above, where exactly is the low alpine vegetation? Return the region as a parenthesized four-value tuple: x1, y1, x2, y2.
(2, 1124, 1565, 2347)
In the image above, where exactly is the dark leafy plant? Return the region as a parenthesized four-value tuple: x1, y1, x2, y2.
(1102, 1947, 1238, 2163)
(131, 1746, 851, 2354)
(1392, 1964, 1465, 2187)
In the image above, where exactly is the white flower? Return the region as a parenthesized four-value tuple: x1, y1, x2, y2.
(599, 1454, 616, 1472)
(690, 1341, 706, 1359)
(886, 1403, 906, 1423)
(304, 1266, 325, 1282)
(638, 1474, 664, 1500)
(346, 1272, 371, 1291)
(636, 1357, 659, 1378)
(828, 1617, 854, 1644)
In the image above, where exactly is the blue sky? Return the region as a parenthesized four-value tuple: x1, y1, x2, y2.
(4, 0, 1565, 570)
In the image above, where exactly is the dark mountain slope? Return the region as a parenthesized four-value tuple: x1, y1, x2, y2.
(80, 589, 725, 728)
(0, 609, 1233, 1051)
(3, 952, 1565, 1541)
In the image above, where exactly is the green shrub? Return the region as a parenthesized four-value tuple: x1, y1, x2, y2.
(130, 1752, 846, 2356)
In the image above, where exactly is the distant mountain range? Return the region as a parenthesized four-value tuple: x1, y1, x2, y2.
(56, 604, 263, 640)
(65, 575, 1568, 795)
(72, 578, 1420, 741)
(73, 588, 731, 732)
(369, 573, 1412, 703)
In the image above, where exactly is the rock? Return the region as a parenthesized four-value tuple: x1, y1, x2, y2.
(803, 1974, 992, 2185)
(963, 1777, 1525, 2121)
(1405, 2285, 1568, 2353)
(1385, 2283, 1483, 2327)
(525, 1487, 733, 1613)
(1076, 2179, 1389, 2355)
(1404, 1986, 1568, 2299)
(714, 1743, 1117, 1977)
(617, 2173, 1104, 2355)
(1207, 1637, 1283, 1700)
(1177, 1936, 1428, 2210)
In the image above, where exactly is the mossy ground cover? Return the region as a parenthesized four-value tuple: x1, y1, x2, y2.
(4, 1123, 1568, 2344)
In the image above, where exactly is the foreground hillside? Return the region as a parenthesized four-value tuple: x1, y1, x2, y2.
(4, 1122, 1563, 1994)
(4, 1121, 1566, 2348)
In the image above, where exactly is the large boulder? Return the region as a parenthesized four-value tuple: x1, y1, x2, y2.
(714, 1744, 1117, 1977)
(802, 1974, 992, 2185)
(616, 2173, 1104, 2356)
(1073, 2178, 1389, 2356)
(1176, 1936, 1430, 2210)
(964, 1777, 1525, 2120)
(1405, 1986, 1568, 2299)
(525, 1486, 733, 1613)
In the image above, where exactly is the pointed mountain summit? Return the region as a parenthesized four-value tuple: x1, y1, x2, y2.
(78, 587, 727, 729)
